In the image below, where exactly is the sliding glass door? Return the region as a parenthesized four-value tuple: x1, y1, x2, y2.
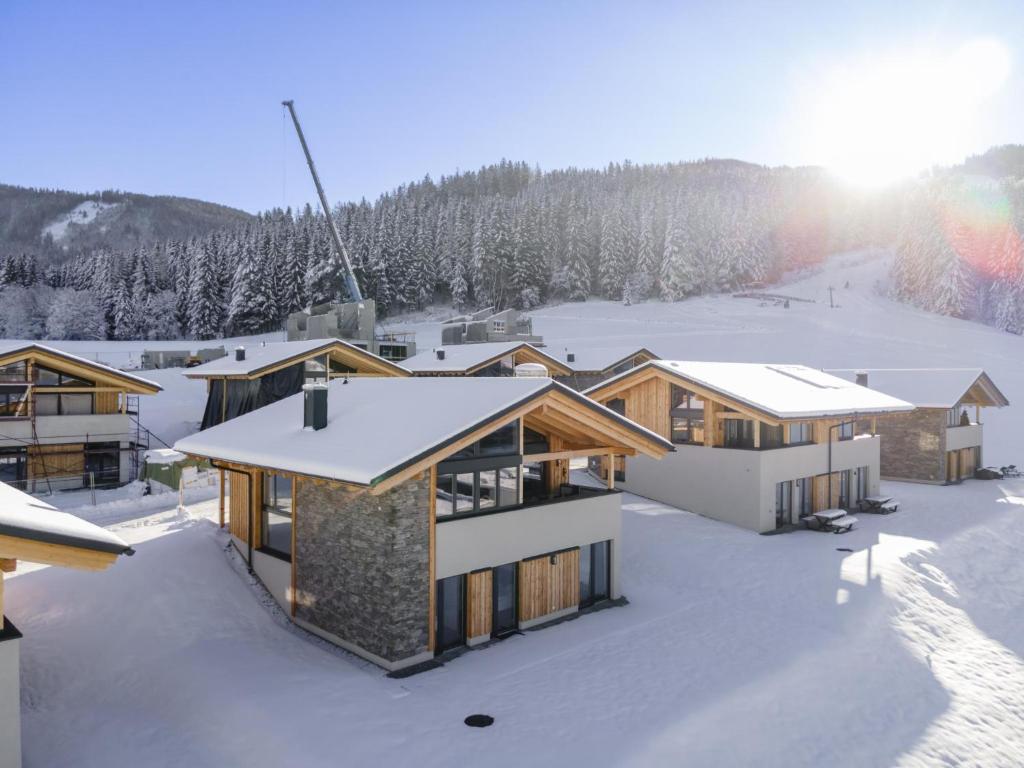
(580, 541, 611, 608)
(435, 575, 465, 653)
(491, 563, 518, 637)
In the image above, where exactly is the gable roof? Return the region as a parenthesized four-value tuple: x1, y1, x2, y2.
(0, 342, 161, 393)
(587, 360, 915, 421)
(400, 341, 573, 376)
(557, 346, 659, 374)
(182, 339, 410, 379)
(175, 377, 671, 490)
(825, 368, 1009, 409)
(0, 481, 132, 558)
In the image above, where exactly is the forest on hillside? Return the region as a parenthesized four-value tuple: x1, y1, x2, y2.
(0, 153, 1020, 341)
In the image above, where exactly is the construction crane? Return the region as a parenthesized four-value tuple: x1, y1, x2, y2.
(282, 99, 363, 302)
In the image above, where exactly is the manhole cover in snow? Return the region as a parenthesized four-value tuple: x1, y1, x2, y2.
(464, 714, 494, 728)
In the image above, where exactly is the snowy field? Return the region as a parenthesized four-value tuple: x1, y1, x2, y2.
(4, 250, 1024, 766)
(6, 476, 1024, 767)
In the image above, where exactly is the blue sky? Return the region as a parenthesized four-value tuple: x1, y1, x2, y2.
(1, 0, 1021, 212)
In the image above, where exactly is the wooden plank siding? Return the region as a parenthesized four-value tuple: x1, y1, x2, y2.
(812, 472, 842, 512)
(466, 569, 493, 639)
(518, 548, 579, 623)
(94, 391, 121, 414)
(227, 469, 263, 546)
(28, 443, 84, 480)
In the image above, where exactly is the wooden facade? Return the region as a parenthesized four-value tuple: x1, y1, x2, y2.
(226, 469, 262, 545)
(27, 443, 85, 480)
(946, 447, 978, 482)
(518, 548, 580, 623)
(466, 569, 493, 639)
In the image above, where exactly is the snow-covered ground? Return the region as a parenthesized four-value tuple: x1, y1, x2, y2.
(5, 476, 1024, 767)
(4, 249, 1024, 766)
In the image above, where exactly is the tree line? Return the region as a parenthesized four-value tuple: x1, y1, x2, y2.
(0, 158, 903, 340)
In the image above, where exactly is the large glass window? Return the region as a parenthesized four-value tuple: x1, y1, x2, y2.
(580, 541, 611, 608)
(788, 422, 813, 444)
(0, 361, 27, 383)
(724, 419, 756, 449)
(435, 465, 520, 518)
(760, 423, 784, 449)
(32, 365, 95, 416)
(775, 480, 792, 528)
(0, 386, 28, 417)
(261, 473, 293, 558)
(670, 385, 705, 445)
(0, 449, 27, 484)
(449, 420, 520, 460)
(522, 461, 546, 502)
(838, 470, 851, 508)
(492, 563, 518, 637)
(838, 421, 854, 441)
(795, 477, 812, 517)
(856, 466, 869, 502)
(435, 575, 465, 653)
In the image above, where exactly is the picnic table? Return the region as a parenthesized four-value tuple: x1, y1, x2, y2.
(803, 509, 858, 533)
(858, 496, 899, 514)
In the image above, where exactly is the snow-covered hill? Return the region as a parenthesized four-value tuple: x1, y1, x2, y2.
(387, 249, 1024, 463)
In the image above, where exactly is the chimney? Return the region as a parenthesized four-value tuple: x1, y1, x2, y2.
(435, 348, 446, 361)
(855, 371, 869, 387)
(303, 383, 329, 430)
(567, 352, 575, 363)
(235, 346, 246, 362)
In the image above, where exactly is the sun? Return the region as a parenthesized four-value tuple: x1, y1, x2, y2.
(800, 38, 1012, 187)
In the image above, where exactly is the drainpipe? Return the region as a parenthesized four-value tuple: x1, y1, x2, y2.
(826, 413, 857, 508)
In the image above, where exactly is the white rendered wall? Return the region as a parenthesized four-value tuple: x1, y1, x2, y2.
(436, 492, 622, 598)
(946, 424, 983, 452)
(0, 633, 21, 768)
(623, 436, 881, 533)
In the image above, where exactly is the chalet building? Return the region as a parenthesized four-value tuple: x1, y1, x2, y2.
(555, 346, 659, 390)
(0, 481, 134, 768)
(175, 377, 671, 671)
(184, 339, 410, 429)
(401, 341, 574, 378)
(585, 361, 913, 533)
(0, 343, 162, 492)
(826, 369, 1009, 484)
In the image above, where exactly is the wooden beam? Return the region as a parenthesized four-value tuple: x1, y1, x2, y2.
(606, 452, 615, 489)
(525, 447, 634, 463)
(0, 559, 16, 573)
(218, 468, 226, 528)
(0, 534, 119, 572)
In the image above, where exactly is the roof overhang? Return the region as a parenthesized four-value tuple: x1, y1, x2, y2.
(0, 343, 162, 394)
(184, 340, 410, 380)
(586, 361, 914, 423)
(183, 380, 672, 495)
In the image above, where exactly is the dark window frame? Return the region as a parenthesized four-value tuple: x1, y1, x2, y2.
(260, 472, 293, 561)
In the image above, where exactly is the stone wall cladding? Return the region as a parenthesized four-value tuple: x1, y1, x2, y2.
(875, 409, 947, 483)
(295, 475, 430, 662)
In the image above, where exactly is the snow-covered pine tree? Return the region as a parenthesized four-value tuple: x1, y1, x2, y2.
(560, 200, 591, 302)
(188, 240, 222, 340)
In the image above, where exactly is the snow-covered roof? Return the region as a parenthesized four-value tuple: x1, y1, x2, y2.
(175, 377, 670, 486)
(0, 341, 162, 392)
(588, 360, 915, 420)
(825, 368, 1009, 409)
(400, 342, 569, 375)
(183, 339, 408, 378)
(557, 346, 659, 373)
(0, 481, 132, 556)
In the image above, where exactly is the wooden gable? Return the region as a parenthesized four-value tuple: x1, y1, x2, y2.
(0, 346, 160, 395)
